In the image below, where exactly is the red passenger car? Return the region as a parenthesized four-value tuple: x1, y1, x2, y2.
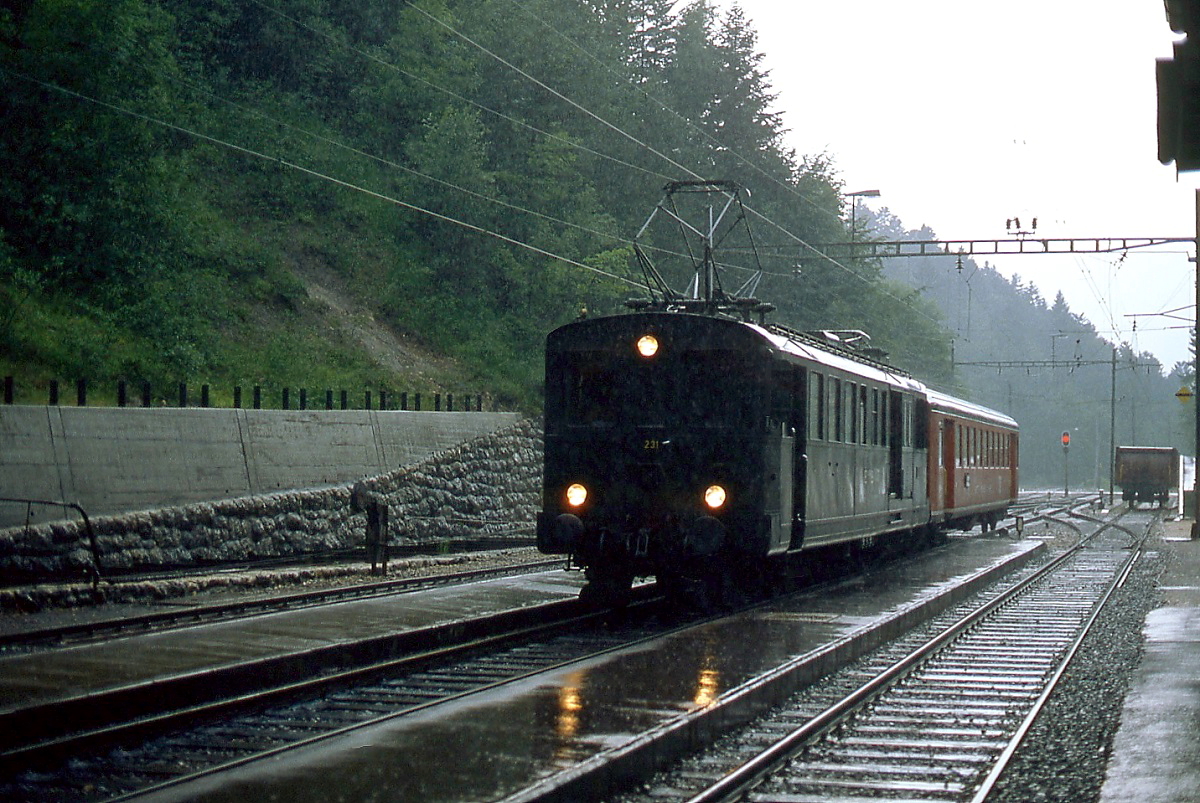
(926, 390, 1019, 531)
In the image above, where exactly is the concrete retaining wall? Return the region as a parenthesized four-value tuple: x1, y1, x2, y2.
(0, 406, 520, 528)
(0, 418, 543, 588)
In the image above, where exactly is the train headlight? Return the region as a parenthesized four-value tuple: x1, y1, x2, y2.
(703, 484, 727, 510)
(565, 483, 588, 507)
(636, 334, 659, 358)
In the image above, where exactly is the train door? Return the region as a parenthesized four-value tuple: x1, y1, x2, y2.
(766, 363, 802, 554)
(938, 417, 955, 511)
(765, 424, 794, 554)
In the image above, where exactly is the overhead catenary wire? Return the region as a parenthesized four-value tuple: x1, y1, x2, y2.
(395, 0, 943, 324)
(255, 0, 937, 322)
(242, 0, 676, 186)
(498, 0, 846, 230)
(238, 0, 768, 276)
(23, 0, 942, 329)
(0, 67, 646, 292)
(254, 0, 910, 310)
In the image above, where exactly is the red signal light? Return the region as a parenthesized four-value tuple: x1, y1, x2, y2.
(1061, 431, 1070, 447)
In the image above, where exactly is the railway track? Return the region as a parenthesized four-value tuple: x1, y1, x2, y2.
(0, 557, 561, 652)
(0, 561, 643, 763)
(0, 590, 668, 802)
(0, 497, 1103, 802)
(607, 507, 1153, 803)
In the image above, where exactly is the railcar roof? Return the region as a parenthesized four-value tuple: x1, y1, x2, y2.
(548, 312, 1018, 430)
(1115, 445, 1180, 453)
(925, 387, 1019, 430)
(747, 322, 927, 394)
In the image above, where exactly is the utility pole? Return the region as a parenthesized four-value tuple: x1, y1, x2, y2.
(1193, 189, 1199, 537)
(1110, 346, 1117, 506)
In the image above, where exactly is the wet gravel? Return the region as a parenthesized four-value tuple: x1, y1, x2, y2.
(986, 524, 1165, 803)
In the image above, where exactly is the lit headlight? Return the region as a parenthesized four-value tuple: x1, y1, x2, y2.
(636, 334, 659, 358)
(703, 485, 727, 510)
(566, 483, 588, 507)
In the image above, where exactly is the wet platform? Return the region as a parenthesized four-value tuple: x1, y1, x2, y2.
(0, 570, 586, 716)
(131, 537, 1045, 803)
(1100, 518, 1200, 803)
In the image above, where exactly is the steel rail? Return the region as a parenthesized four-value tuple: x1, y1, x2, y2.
(967, 516, 1154, 802)
(683, 508, 1138, 803)
(102, 593, 690, 803)
(0, 583, 657, 769)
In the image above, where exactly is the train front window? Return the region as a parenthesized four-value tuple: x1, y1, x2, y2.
(561, 349, 756, 428)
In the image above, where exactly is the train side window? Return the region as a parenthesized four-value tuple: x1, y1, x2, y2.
(882, 392, 890, 446)
(869, 388, 878, 445)
(849, 383, 859, 443)
(831, 378, 843, 441)
(851, 384, 859, 443)
(858, 385, 868, 444)
(904, 397, 914, 448)
(956, 424, 962, 467)
(816, 372, 825, 439)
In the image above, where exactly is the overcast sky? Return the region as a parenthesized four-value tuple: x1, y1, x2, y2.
(717, 0, 1198, 371)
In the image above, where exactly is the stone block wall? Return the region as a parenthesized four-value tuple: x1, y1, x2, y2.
(0, 418, 543, 584)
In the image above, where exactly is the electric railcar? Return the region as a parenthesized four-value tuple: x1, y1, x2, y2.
(536, 311, 1019, 601)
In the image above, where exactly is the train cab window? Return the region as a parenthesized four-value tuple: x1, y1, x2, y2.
(770, 365, 802, 432)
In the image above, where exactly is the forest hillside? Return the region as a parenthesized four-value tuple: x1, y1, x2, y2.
(2, 0, 1189, 487)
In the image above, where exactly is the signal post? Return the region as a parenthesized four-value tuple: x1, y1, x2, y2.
(1062, 431, 1071, 496)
